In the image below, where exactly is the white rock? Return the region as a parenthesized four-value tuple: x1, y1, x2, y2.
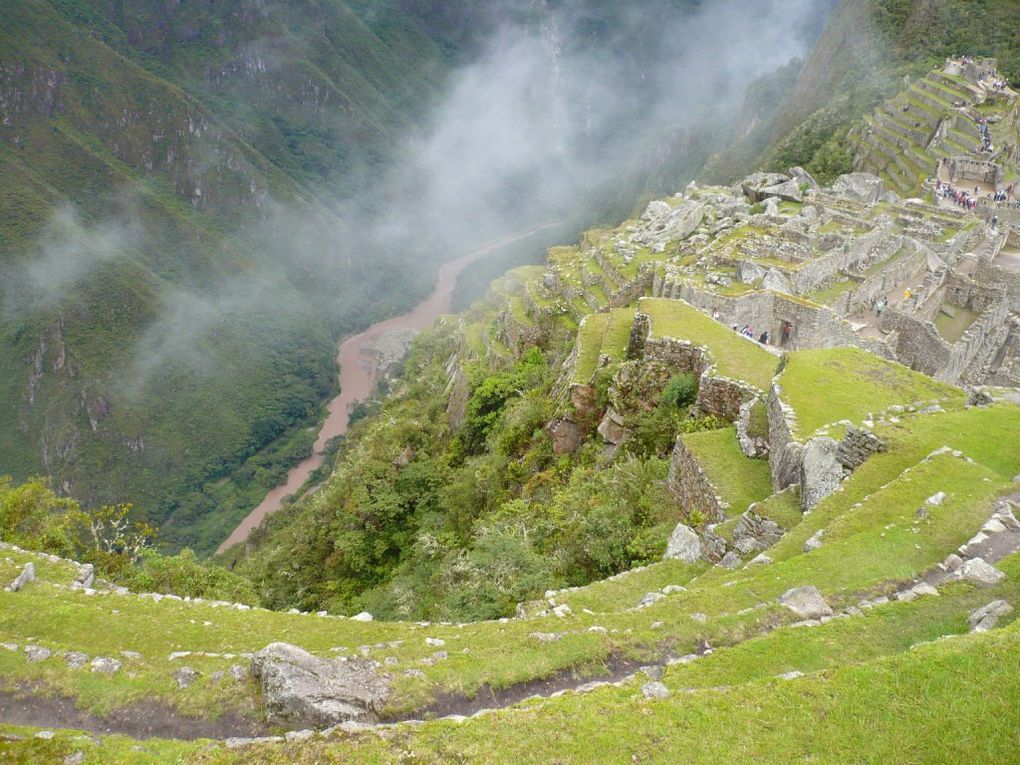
(351, 612, 374, 622)
(778, 586, 833, 619)
(641, 681, 670, 699)
(960, 558, 1005, 586)
(925, 492, 947, 506)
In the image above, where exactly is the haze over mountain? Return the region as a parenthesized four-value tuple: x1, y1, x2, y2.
(0, 0, 832, 553)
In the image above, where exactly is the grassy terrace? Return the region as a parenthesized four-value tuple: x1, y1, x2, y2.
(681, 428, 773, 517)
(777, 347, 965, 436)
(572, 308, 636, 383)
(4, 443, 1018, 763)
(639, 298, 778, 390)
(807, 278, 855, 305)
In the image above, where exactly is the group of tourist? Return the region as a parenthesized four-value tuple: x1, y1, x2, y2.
(935, 179, 980, 210)
(732, 324, 770, 345)
(977, 117, 994, 152)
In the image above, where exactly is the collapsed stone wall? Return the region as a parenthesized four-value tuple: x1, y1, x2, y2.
(667, 436, 728, 523)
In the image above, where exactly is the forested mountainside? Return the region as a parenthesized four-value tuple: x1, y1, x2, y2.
(0, 0, 461, 554)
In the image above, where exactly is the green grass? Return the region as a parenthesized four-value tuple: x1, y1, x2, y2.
(571, 308, 635, 383)
(806, 278, 855, 304)
(778, 347, 965, 435)
(934, 306, 979, 343)
(681, 429, 773, 517)
(639, 298, 778, 389)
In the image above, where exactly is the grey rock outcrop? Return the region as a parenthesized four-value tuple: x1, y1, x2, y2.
(641, 681, 670, 699)
(663, 522, 702, 563)
(24, 645, 51, 663)
(968, 600, 1013, 632)
(759, 179, 804, 203)
(175, 667, 199, 689)
(830, 173, 885, 205)
(90, 657, 121, 674)
(778, 586, 832, 619)
(741, 172, 790, 202)
(252, 642, 390, 728)
(736, 261, 767, 285)
(800, 437, 844, 511)
(597, 408, 631, 446)
(732, 510, 785, 553)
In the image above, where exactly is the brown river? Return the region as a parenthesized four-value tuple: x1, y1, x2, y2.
(217, 222, 561, 553)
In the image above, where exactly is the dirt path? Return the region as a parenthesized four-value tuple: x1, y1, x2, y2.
(0, 689, 266, 741)
(218, 222, 563, 554)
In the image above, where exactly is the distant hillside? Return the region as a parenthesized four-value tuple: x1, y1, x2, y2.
(705, 0, 1020, 184)
(0, 0, 454, 553)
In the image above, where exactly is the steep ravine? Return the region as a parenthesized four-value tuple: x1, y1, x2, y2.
(217, 222, 563, 554)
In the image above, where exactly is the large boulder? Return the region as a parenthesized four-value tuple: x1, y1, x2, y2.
(638, 200, 706, 245)
(778, 585, 832, 620)
(732, 510, 785, 553)
(800, 437, 844, 511)
(959, 558, 1005, 586)
(252, 643, 390, 728)
(741, 172, 790, 202)
(663, 522, 702, 563)
(830, 173, 885, 205)
(759, 179, 804, 204)
(762, 268, 794, 295)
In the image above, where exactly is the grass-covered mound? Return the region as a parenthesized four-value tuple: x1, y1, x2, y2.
(778, 347, 965, 435)
(639, 298, 779, 389)
(680, 428, 773, 517)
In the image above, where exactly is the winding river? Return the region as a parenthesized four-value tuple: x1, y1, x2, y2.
(217, 222, 562, 553)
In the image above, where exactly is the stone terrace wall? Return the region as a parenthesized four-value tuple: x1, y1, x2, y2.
(667, 436, 728, 523)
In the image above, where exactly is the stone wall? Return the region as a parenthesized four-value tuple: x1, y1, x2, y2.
(667, 436, 728, 523)
(833, 247, 927, 317)
(974, 259, 1020, 311)
(766, 381, 802, 492)
(883, 298, 1010, 383)
(695, 375, 758, 422)
(944, 156, 1002, 186)
(944, 272, 1005, 313)
(837, 426, 886, 469)
(881, 308, 952, 376)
